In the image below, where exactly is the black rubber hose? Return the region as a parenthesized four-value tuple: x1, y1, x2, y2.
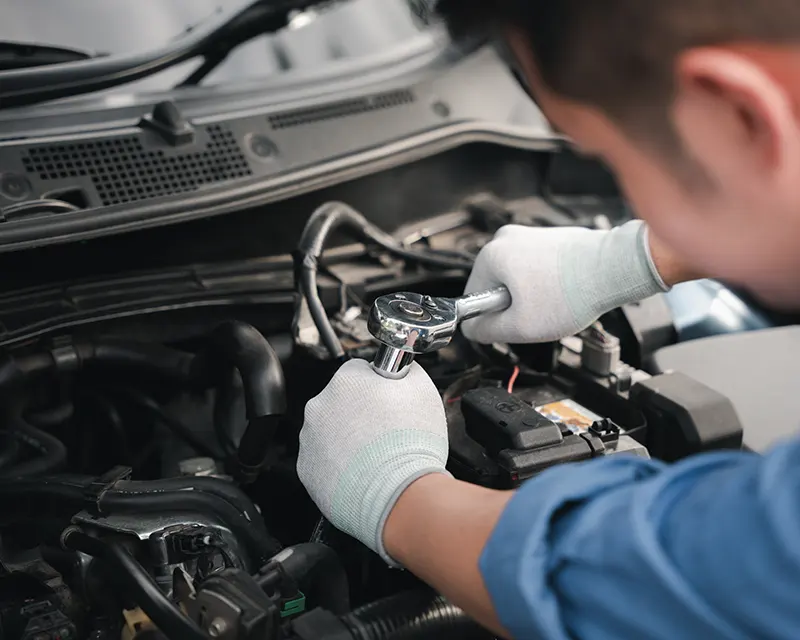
(114, 388, 219, 459)
(203, 322, 286, 419)
(213, 368, 240, 459)
(341, 590, 489, 640)
(0, 418, 68, 479)
(25, 400, 75, 429)
(62, 529, 209, 640)
(198, 321, 286, 482)
(83, 391, 132, 464)
(102, 481, 281, 567)
(258, 543, 349, 615)
(0, 475, 280, 567)
(0, 431, 21, 470)
(0, 351, 53, 392)
(74, 341, 199, 387)
(15, 352, 57, 377)
(117, 476, 263, 518)
(296, 202, 475, 360)
(0, 342, 200, 396)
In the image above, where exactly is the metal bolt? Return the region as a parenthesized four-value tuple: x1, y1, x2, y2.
(208, 618, 229, 638)
(397, 301, 425, 318)
(422, 295, 438, 309)
(432, 100, 451, 117)
(179, 456, 218, 477)
(247, 134, 278, 160)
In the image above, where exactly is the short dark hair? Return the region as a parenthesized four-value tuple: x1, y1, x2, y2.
(436, 0, 800, 152)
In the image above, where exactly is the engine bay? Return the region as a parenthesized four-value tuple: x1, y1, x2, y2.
(0, 167, 745, 640)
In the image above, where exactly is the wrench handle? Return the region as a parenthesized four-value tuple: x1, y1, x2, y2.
(455, 286, 512, 322)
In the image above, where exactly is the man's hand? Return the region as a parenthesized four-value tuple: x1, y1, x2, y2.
(461, 221, 671, 344)
(297, 359, 449, 562)
(298, 359, 511, 636)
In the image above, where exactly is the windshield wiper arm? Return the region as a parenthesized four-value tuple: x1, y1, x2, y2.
(0, 0, 330, 110)
(0, 41, 102, 71)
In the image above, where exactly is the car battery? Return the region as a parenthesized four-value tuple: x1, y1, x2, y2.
(457, 383, 648, 488)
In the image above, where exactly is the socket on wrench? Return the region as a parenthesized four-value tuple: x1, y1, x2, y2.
(367, 286, 512, 378)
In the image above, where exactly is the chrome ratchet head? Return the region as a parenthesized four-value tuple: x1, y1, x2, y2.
(367, 286, 512, 378)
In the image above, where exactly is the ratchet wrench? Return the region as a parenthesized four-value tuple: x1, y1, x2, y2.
(367, 286, 512, 378)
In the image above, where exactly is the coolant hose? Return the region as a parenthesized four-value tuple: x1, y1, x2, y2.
(0, 431, 21, 471)
(213, 367, 241, 459)
(74, 341, 199, 386)
(62, 529, 208, 640)
(296, 202, 475, 360)
(341, 590, 490, 640)
(199, 321, 287, 483)
(0, 475, 280, 567)
(0, 341, 200, 393)
(0, 417, 68, 479)
(0, 351, 55, 391)
(0, 342, 200, 478)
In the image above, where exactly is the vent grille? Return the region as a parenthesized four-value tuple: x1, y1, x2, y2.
(22, 124, 252, 207)
(268, 90, 415, 130)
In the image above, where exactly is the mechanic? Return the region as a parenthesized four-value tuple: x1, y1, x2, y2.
(298, 1, 800, 638)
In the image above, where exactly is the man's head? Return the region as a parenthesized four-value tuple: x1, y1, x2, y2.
(436, 0, 800, 306)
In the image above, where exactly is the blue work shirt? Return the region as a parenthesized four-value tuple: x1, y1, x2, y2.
(480, 437, 800, 639)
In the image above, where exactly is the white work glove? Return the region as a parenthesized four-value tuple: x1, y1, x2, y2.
(297, 359, 448, 564)
(462, 220, 669, 344)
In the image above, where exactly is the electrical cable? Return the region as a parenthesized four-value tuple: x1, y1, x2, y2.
(296, 202, 475, 359)
(258, 543, 350, 614)
(621, 425, 646, 439)
(442, 365, 483, 408)
(1, 0, 330, 109)
(62, 529, 209, 640)
(301, 202, 476, 271)
(0, 198, 80, 219)
(507, 366, 520, 394)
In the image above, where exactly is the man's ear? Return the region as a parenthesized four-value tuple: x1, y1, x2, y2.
(671, 48, 800, 182)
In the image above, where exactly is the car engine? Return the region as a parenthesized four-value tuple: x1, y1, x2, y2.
(0, 188, 744, 640)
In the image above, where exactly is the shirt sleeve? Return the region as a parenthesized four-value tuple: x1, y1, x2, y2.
(479, 438, 800, 640)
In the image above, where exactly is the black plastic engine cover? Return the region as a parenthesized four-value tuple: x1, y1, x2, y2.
(630, 372, 744, 462)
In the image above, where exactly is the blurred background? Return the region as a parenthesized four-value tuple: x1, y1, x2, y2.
(0, 0, 436, 91)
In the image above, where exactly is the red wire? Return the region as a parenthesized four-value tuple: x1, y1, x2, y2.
(507, 366, 520, 394)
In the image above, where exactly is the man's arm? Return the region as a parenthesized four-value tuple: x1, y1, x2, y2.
(648, 229, 705, 286)
(384, 475, 513, 636)
(379, 226, 699, 638)
(297, 221, 721, 639)
(385, 442, 800, 640)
